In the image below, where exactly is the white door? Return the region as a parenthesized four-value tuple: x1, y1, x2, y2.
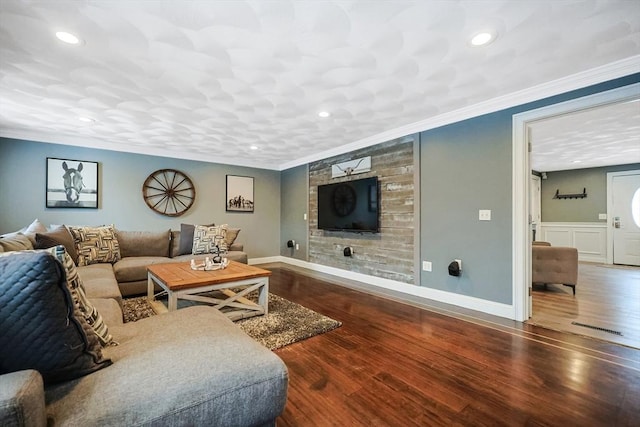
(612, 172, 640, 266)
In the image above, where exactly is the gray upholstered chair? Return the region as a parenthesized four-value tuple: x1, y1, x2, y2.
(532, 242, 578, 295)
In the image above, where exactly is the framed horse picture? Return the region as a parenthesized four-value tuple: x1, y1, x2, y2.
(46, 157, 99, 208)
(226, 175, 254, 213)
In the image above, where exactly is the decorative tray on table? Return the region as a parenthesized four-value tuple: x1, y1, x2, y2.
(190, 257, 230, 271)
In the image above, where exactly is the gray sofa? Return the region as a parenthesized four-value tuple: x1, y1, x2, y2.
(114, 229, 248, 296)
(0, 241, 288, 426)
(2, 225, 249, 297)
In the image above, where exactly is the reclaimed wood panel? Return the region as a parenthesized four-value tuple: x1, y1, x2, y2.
(309, 135, 416, 284)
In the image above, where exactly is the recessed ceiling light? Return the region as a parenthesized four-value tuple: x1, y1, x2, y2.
(470, 31, 496, 46)
(56, 31, 80, 45)
(572, 160, 582, 164)
(78, 116, 95, 123)
(318, 111, 331, 118)
(250, 145, 259, 150)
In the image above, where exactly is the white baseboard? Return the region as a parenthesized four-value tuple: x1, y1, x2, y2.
(252, 256, 515, 320)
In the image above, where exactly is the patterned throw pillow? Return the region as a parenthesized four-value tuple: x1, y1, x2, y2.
(48, 246, 115, 347)
(69, 225, 121, 266)
(192, 225, 228, 255)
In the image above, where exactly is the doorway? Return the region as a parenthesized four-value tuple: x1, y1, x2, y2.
(512, 82, 640, 322)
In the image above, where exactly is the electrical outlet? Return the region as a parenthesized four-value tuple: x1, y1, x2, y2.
(479, 210, 491, 221)
(599, 213, 607, 220)
(422, 261, 432, 272)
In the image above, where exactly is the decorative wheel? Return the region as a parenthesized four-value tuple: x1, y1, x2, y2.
(332, 184, 356, 217)
(142, 169, 195, 217)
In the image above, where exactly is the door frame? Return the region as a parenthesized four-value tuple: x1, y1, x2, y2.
(512, 82, 640, 321)
(607, 169, 640, 264)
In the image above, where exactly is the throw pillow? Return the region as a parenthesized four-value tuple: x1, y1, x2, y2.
(192, 225, 228, 255)
(178, 222, 214, 255)
(225, 227, 241, 247)
(69, 225, 121, 267)
(0, 233, 33, 252)
(34, 225, 79, 264)
(48, 245, 115, 347)
(0, 250, 112, 384)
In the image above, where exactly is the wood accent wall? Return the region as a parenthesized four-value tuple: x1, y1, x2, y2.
(308, 135, 416, 284)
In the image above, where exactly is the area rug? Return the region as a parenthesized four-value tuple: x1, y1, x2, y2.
(122, 294, 342, 350)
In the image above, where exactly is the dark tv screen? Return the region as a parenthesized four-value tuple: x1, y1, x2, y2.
(317, 177, 380, 233)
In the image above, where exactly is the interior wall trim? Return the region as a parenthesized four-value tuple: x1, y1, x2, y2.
(260, 256, 515, 319)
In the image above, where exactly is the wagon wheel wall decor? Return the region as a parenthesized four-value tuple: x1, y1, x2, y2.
(142, 169, 195, 217)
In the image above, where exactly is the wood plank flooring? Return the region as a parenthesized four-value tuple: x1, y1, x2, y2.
(530, 262, 640, 348)
(260, 264, 640, 427)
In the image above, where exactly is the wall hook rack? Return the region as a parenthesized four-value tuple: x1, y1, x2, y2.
(554, 188, 587, 199)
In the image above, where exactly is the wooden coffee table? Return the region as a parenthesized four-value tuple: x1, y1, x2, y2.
(147, 260, 271, 320)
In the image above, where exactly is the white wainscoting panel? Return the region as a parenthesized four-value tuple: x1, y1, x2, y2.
(538, 222, 607, 263)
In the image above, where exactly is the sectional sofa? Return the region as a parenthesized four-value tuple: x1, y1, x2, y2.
(0, 228, 288, 426)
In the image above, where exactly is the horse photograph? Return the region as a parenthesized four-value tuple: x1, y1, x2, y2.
(46, 157, 98, 208)
(226, 175, 254, 213)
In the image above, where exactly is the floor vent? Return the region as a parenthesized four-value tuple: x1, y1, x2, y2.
(571, 321, 623, 336)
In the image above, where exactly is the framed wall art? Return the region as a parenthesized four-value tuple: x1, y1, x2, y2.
(226, 175, 254, 213)
(46, 157, 99, 208)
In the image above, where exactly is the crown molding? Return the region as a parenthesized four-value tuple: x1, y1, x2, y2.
(278, 55, 640, 170)
(0, 129, 279, 170)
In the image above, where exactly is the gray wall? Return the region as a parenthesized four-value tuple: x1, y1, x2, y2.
(420, 112, 513, 304)
(0, 138, 281, 258)
(541, 163, 640, 222)
(280, 165, 308, 260)
(417, 74, 639, 305)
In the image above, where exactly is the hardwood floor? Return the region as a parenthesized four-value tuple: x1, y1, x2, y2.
(530, 262, 640, 349)
(259, 264, 640, 427)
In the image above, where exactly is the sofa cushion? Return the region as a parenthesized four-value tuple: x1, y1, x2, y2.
(49, 246, 115, 347)
(113, 256, 172, 283)
(34, 225, 78, 264)
(89, 298, 123, 328)
(192, 224, 228, 254)
(0, 251, 111, 384)
(45, 307, 288, 426)
(0, 233, 33, 252)
(116, 229, 171, 258)
(76, 264, 122, 305)
(69, 225, 121, 266)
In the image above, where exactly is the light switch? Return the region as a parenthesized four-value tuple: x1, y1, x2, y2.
(422, 261, 432, 272)
(479, 210, 491, 221)
(303, 213, 307, 220)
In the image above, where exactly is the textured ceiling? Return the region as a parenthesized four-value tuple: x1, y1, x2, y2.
(0, 0, 639, 170)
(530, 98, 640, 173)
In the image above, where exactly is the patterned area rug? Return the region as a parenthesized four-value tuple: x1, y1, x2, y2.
(122, 293, 342, 350)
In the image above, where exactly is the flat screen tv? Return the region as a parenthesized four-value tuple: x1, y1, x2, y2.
(317, 176, 380, 233)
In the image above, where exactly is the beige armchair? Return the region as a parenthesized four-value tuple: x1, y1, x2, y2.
(532, 242, 578, 295)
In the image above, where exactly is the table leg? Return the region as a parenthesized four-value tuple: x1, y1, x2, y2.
(147, 273, 155, 303)
(258, 278, 269, 315)
(168, 292, 178, 311)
